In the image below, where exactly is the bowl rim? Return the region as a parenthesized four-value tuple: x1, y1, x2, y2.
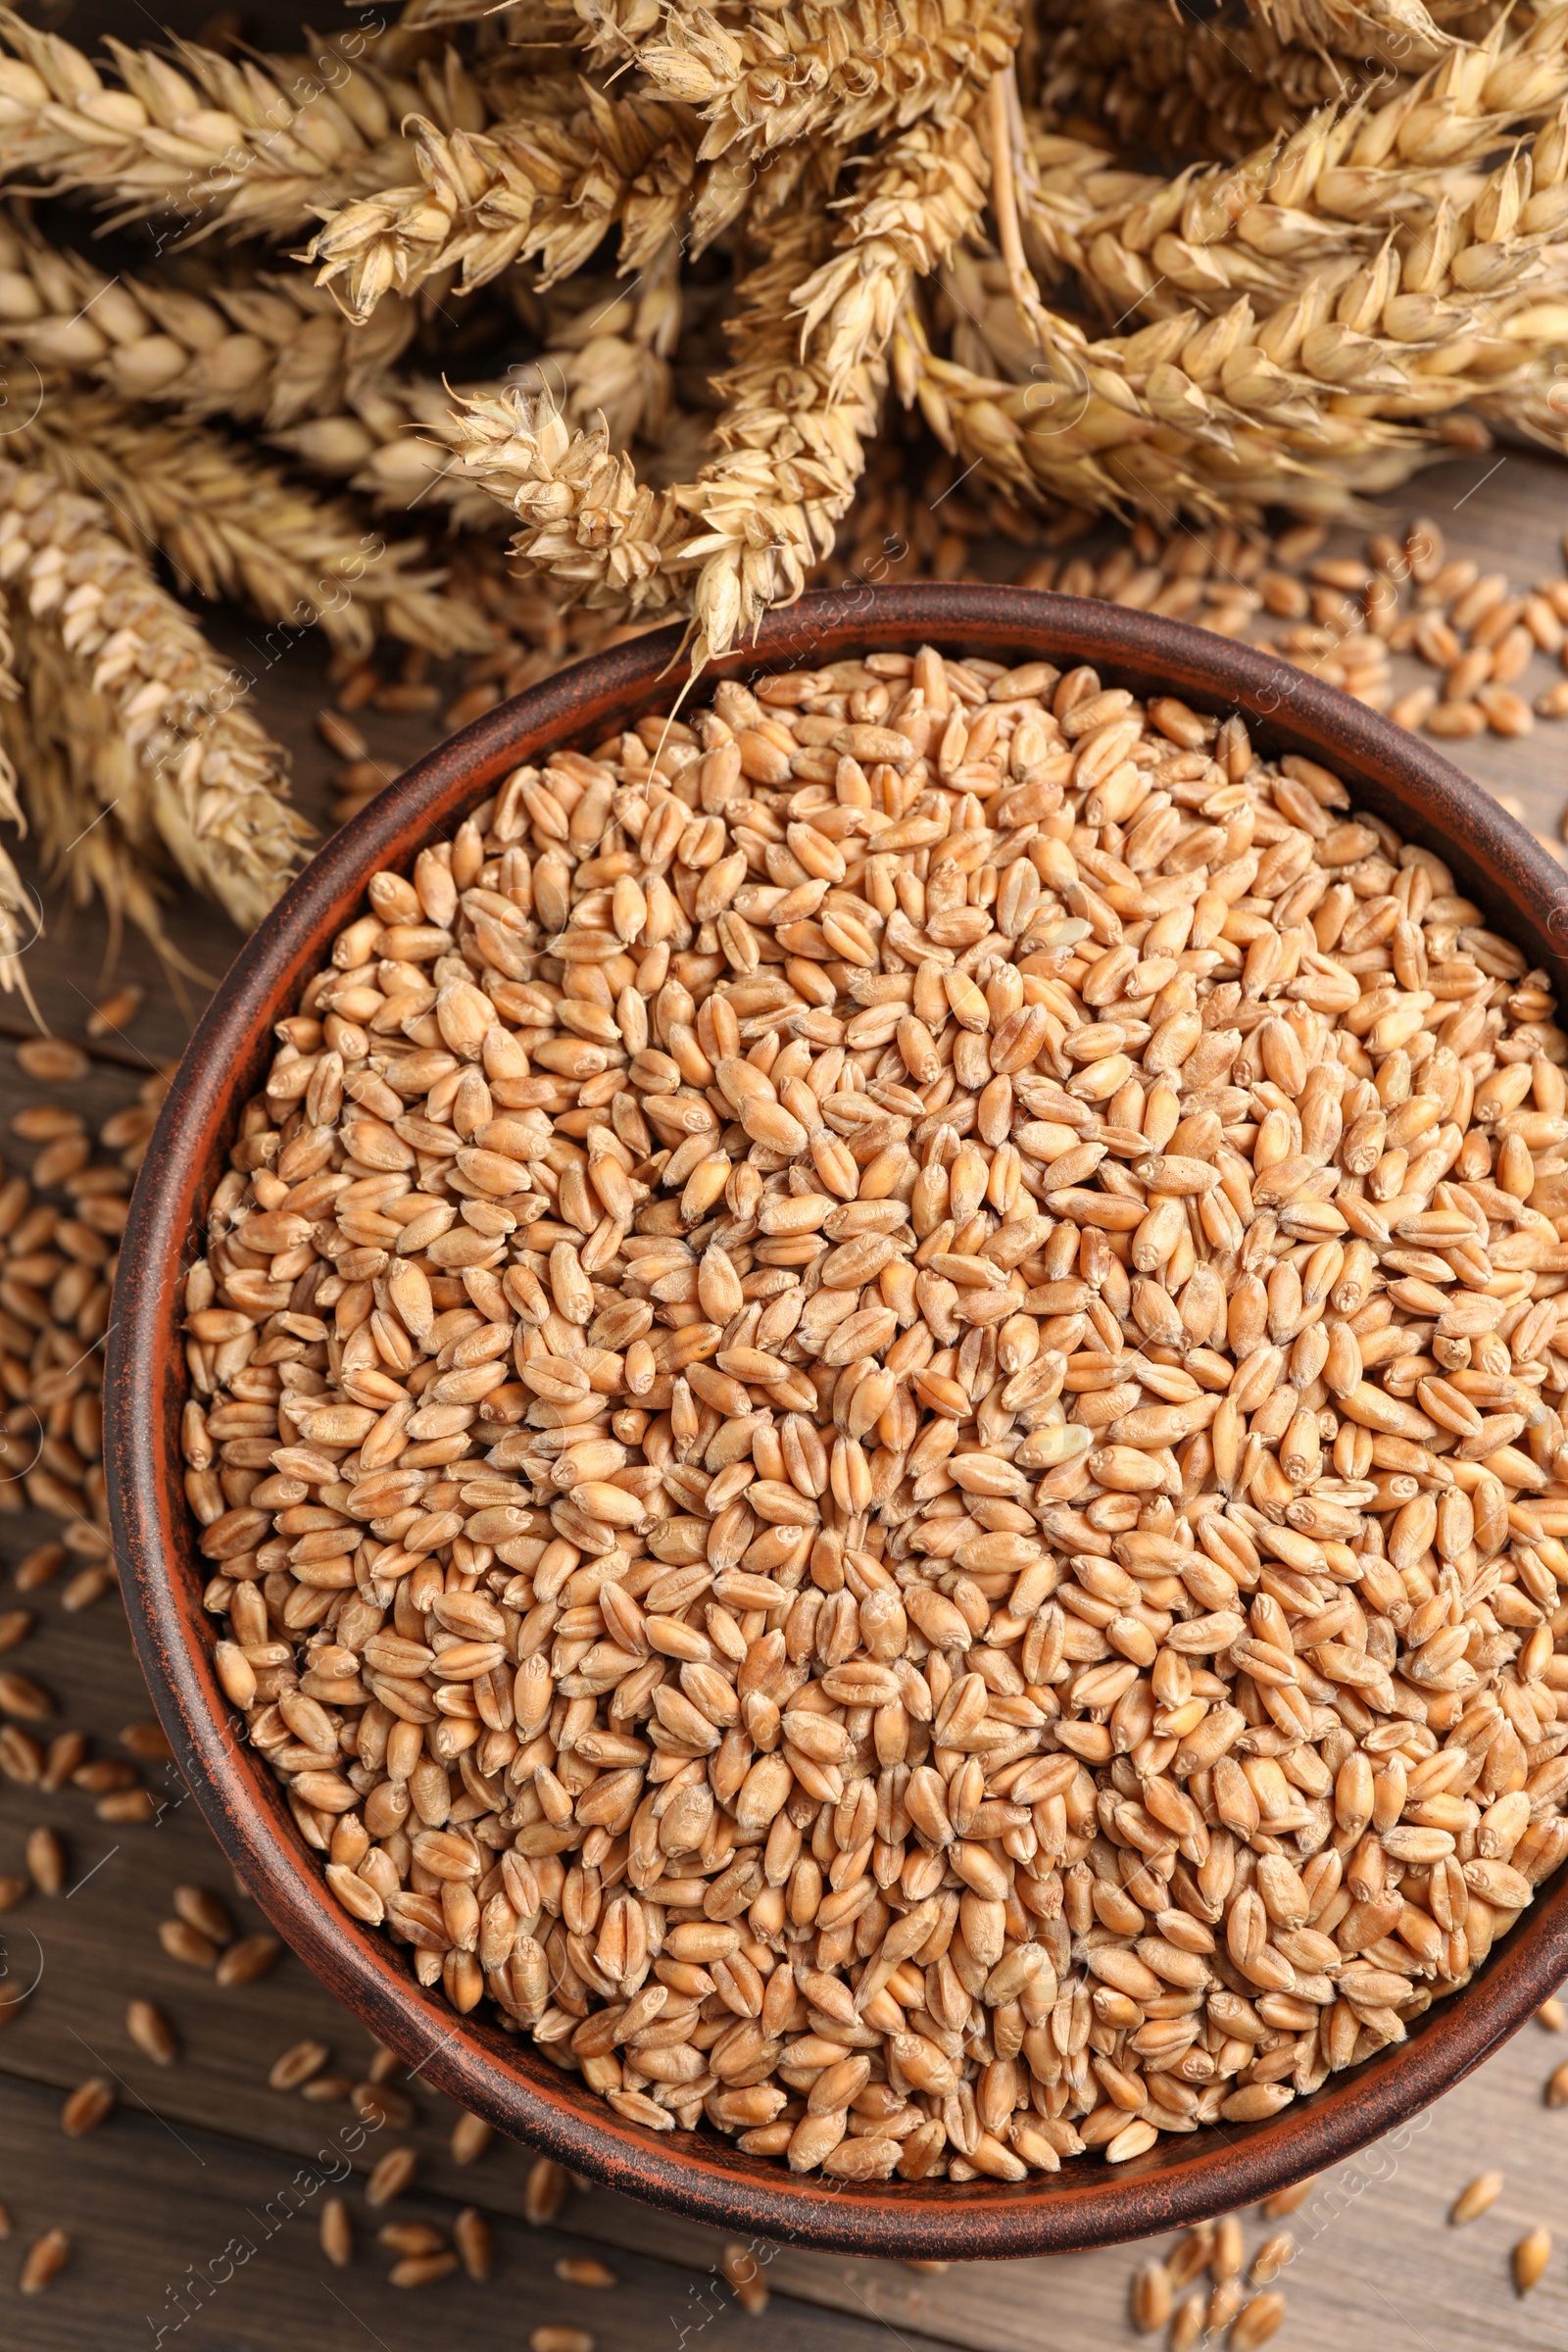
(107, 581, 1568, 2259)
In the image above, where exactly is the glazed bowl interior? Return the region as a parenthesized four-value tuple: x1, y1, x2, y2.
(107, 584, 1568, 2259)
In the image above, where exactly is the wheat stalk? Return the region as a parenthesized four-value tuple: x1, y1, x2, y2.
(0, 9, 511, 243)
(306, 87, 698, 320)
(0, 460, 305, 929)
(576, 0, 1018, 160)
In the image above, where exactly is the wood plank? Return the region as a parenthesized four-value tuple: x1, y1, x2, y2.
(0, 2069, 901, 2352)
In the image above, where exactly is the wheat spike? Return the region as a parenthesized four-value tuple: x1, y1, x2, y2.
(0, 213, 418, 429)
(1025, 14, 1568, 328)
(446, 104, 990, 661)
(0, 626, 191, 978)
(1036, 0, 1423, 165)
(896, 294, 1432, 527)
(276, 247, 686, 521)
(897, 83, 1568, 535)
(1250, 0, 1460, 55)
(5, 382, 492, 662)
(307, 87, 698, 320)
(0, 461, 305, 929)
(575, 0, 1018, 160)
(0, 580, 33, 1002)
(0, 10, 510, 242)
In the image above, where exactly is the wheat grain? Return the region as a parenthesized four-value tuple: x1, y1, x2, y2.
(19, 2228, 69, 2292)
(455, 2206, 494, 2279)
(125, 1998, 177, 2064)
(185, 631, 1568, 2187)
(1451, 2168, 1504, 2223)
(1516, 2226, 1552, 2293)
(60, 2074, 114, 2134)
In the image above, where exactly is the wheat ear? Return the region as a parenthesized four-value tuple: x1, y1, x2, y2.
(276, 248, 686, 521)
(0, 461, 305, 929)
(0, 213, 417, 429)
(0, 9, 505, 242)
(306, 88, 697, 321)
(6, 381, 492, 662)
(0, 580, 34, 1003)
(1025, 14, 1568, 328)
(445, 105, 991, 661)
(575, 0, 1018, 161)
(1036, 0, 1422, 167)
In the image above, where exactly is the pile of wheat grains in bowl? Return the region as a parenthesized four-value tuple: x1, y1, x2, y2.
(182, 643, 1568, 2187)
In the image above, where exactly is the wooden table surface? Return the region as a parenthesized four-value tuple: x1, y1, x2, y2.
(4, 447, 1568, 2351)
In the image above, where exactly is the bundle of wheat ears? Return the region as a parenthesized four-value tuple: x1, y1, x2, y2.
(0, 0, 1566, 975)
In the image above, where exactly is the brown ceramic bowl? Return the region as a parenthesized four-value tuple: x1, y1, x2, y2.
(108, 584, 1568, 2259)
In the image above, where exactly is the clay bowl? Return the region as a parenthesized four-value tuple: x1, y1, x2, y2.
(108, 582, 1568, 2259)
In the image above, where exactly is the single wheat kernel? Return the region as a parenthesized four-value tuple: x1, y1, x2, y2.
(390, 2252, 460, 2287)
(1515, 2228, 1551, 2295)
(366, 2147, 417, 2207)
(1131, 2257, 1172, 2331)
(173, 1885, 233, 1944)
(1170, 2289, 1206, 2352)
(1250, 2232, 1293, 2285)
(60, 2075, 114, 2135)
(524, 2160, 570, 2226)
(24, 1826, 64, 1893)
(451, 2112, 493, 2165)
(320, 2198, 353, 2268)
(270, 2038, 331, 2090)
(456, 2207, 493, 2281)
(557, 2258, 617, 2287)
(722, 2242, 768, 2314)
(20, 2228, 70, 2292)
(1231, 2290, 1287, 2349)
(1451, 2172, 1505, 2226)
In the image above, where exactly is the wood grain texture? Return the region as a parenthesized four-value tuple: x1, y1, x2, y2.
(4, 442, 1568, 2334)
(0, 2070, 904, 2352)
